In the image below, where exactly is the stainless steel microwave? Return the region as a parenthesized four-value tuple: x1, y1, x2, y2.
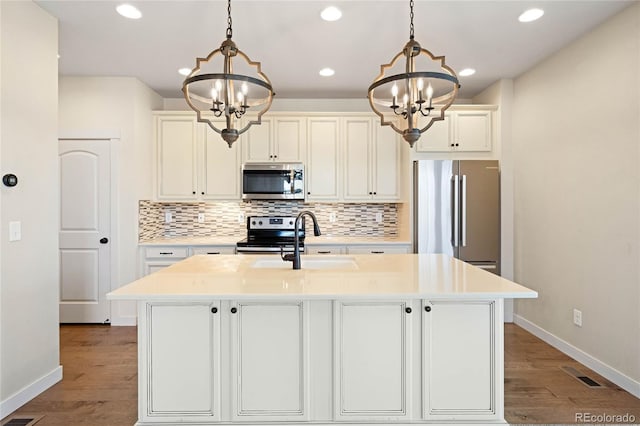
(242, 163, 305, 200)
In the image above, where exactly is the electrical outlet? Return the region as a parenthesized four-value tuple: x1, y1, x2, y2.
(197, 213, 205, 223)
(573, 308, 582, 327)
(164, 211, 172, 223)
(329, 212, 337, 223)
(375, 212, 383, 223)
(237, 213, 245, 223)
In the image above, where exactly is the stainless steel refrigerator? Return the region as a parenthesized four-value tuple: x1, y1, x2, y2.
(413, 160, 501, 275)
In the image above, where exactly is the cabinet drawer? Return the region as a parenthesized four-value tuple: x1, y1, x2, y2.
(346, 245, 410, 255)
(145, 247, 189, 259)
(305, 245, 346, 255)
(191, 246, 236, 255)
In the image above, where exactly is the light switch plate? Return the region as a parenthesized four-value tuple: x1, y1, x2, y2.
(164, 212, 172, 223)
(375, 213, 383, 223)
(197, 213, 205, 223)
(9, 221, 21, 241)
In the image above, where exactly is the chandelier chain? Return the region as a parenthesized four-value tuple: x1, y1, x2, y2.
(226, 0, 233, 39)
(409, 0, 414, 40)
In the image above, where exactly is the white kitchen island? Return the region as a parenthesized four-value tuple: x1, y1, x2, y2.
(108, 254, 537, 426)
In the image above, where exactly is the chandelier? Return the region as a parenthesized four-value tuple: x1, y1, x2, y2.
(368, 0, 459, 147)
(182, 0, 275, 148)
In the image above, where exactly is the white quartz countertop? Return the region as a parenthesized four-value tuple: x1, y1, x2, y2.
(108, 254, 537, 301)
(139, 236, 411, 246)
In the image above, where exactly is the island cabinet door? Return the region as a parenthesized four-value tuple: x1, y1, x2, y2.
(422, 299, 503, 422)
(229, 301, 310, 422)
(140, 302, 220, 423)
(333, 301, 412, 421)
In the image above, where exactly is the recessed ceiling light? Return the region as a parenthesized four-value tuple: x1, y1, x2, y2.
(321, 6, 342, 22)
(319, 68, 335, 77)
(518, 8, 544, 23)
(459, 68, 476, 77)
(116, 4, 142, 20)
(178, 68, 192, 76)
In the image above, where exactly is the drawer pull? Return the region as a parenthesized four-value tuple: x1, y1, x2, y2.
(318, 251, 331, 254)
(159, 252, 173, 255)
(206, 252, 221, 255)
(371, 251, 384, 254)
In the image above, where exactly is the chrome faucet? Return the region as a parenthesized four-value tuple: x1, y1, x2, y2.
(281, 210, 321, 269)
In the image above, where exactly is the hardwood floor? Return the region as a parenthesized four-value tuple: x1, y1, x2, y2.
(6, 324, 640, 425)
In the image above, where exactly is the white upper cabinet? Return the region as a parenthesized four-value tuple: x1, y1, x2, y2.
(242, 116, 306, 163)
(415, 107, 495, 152)
(203, 125, 242, 200)
(307, 117, 341, 201)
(155, 114, 198, 199)
(154, 112, 241, 201)
(343, 117, 400, 202)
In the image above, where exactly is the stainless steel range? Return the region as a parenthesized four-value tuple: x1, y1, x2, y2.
(236, 216, 306, 254)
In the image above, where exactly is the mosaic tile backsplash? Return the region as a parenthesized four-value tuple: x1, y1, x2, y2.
(139, 200, 398, 241)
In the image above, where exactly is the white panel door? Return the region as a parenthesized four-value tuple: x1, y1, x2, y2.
(334, 301, 411, 421)
(59, 139, 111, 323)
(145, 303, 219, 421)
(423, 300, 499, 421)
(230, 301, 309, 422)
(343, 118, 371, 200)
(307, 118, 340, 201)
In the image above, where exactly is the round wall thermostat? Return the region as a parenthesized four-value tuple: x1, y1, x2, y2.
(3, 174, 18, 187)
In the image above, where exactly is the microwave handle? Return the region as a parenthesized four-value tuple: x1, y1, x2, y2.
(290, 170, 295, 194)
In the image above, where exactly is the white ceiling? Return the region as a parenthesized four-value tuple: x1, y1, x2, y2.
(36, 0, 633, 99)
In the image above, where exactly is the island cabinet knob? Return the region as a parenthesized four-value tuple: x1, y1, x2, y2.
(211, 307, 218, 314)
(230, 307, 237, 314)
(425, 306, 432, 312)
(405, 307, 412, 314)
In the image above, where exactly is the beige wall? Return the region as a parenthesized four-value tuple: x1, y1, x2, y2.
(0, 0, 60, 413)
(513, 3, 640, 385)
(59, 76, 163, 325)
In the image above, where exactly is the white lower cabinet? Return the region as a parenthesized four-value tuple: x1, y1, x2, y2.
(142, 302, 220, 422)
(333, 301, 412, 421)
(305, 245, 346, 255)
(422, 299, 502, 421)
(138, 299, 503, 425)
(142, 247, 188, 275)
(230, 301, 309, 422)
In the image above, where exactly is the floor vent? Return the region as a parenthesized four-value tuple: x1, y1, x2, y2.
(1, 415, 44, 426)
(561, 366, 603, 388)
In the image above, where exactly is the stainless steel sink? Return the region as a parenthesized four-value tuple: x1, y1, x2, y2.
(250, 256, 358, 270)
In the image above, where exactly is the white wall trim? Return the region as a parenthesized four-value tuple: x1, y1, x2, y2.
(59, 130, 121, 140)
(0, 366, 62, 419)
(513, 314, 640, 398)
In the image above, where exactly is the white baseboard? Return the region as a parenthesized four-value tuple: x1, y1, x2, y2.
(110, 317, 136, 326)
(513, 314, 640, 398)
(0, 365, 63, 419)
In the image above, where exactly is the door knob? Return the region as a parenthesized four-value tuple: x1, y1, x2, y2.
(100, 237, 109, 244)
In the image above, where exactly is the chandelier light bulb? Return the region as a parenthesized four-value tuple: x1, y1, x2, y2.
(403, 93, 409, 106)
(215, 80, 222, 92)
(426, 83, 434, 99)
(417, 79, 424, 91)
(391, 84, 399, 97)
(211, 88, 218, 101)
(241, 82, 248, 95)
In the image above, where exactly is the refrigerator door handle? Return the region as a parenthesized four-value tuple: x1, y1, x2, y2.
(461, 174, 467, 247)
(451, 175, 459, 247)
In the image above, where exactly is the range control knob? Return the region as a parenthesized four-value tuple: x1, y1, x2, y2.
(252, 221, 256, 225)
(258, 221, 263, 225)
(289, 221, 293, 225)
